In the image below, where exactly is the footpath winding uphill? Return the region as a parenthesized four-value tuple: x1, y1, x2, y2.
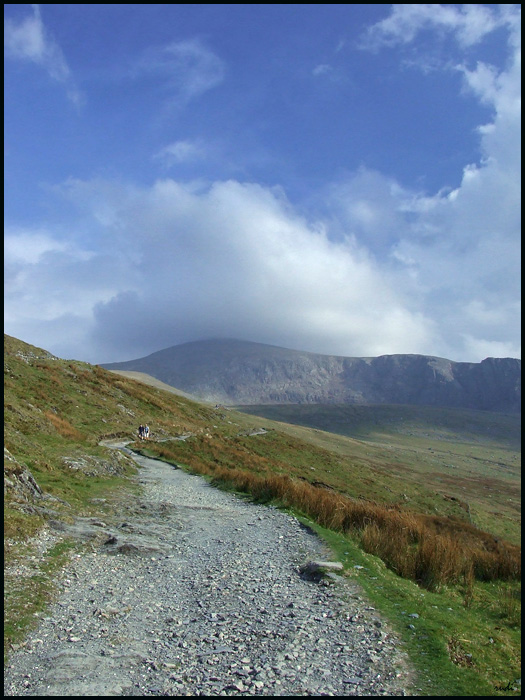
(4, 443, 413, 696)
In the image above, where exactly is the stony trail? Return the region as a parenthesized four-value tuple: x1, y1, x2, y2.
(4, 442, 414, 696)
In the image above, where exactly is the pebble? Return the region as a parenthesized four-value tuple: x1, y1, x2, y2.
(4, 446, 413, 696)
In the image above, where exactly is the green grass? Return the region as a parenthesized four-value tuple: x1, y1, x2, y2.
(4, 539, 78, 661)
(300, 522, 521, 697)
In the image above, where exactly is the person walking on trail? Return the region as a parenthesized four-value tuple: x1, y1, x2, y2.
(145, 425, 150, 439)
(138, 425, 144, 440)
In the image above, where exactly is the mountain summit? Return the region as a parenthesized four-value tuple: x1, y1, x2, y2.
(101, 339, 521, 412)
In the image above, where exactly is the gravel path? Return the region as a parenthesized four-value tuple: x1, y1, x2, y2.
(4, 443, 414, 696)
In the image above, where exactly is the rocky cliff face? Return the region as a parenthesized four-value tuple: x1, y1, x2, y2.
(101, 339, 521, 412)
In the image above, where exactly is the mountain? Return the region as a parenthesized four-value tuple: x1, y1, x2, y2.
(101, 339, 521, 412)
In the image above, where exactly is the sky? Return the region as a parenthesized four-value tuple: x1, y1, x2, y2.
(4, 4, 521, 364)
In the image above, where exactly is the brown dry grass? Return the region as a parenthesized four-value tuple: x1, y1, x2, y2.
(44, 411, 87, 441)
(146, 441, 520, 591)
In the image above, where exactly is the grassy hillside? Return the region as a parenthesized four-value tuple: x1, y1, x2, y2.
(4, 334, 258, 539)
(4, 335, 521, 695)
(239, 403, 521, 545)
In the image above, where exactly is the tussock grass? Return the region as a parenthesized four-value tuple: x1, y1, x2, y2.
(296, 521, 522, 697)
(44, 411, 87, 441)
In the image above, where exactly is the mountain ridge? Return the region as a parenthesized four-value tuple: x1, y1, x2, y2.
(101, 338, 521, 413)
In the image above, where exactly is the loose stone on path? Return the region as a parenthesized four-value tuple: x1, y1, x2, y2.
(4, 444, 413, 696)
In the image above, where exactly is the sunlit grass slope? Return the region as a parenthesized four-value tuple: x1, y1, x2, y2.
(239, 403, 521, 546)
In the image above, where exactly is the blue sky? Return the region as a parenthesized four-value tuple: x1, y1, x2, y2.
(4, 4, 521, 363)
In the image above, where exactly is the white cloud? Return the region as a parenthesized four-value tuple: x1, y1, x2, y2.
(4, 228, 68, 264)
(4, 4, 82, 105)
(4, 142, 520, 362)
(340, 3, 521, 362)
(4, 224, 134, 355)
(4, 4, 48, 63)
(135, 38, 225, 106)
(460, 334, 521, 363)
(360, 4, 518, 50)
(313, 64, 332, 77)
(4, 177, 439, 363)
(154, 139, 207, 167)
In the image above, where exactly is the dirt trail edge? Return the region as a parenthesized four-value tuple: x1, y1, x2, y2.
(4, 441, 414, 696)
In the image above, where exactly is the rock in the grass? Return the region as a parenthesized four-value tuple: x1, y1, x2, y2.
(299, 560, 344, 580)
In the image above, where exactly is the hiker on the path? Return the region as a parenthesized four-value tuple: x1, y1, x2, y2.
(138, 425, 144, 440)
(145, 425, 150, 439)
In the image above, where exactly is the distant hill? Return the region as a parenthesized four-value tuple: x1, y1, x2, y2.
(101, 339, 521, 412)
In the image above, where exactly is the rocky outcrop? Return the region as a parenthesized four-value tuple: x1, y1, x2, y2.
(101, 339, 521, 412)
(4, 447, 43, 504)
(61, 451, 131, 477)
